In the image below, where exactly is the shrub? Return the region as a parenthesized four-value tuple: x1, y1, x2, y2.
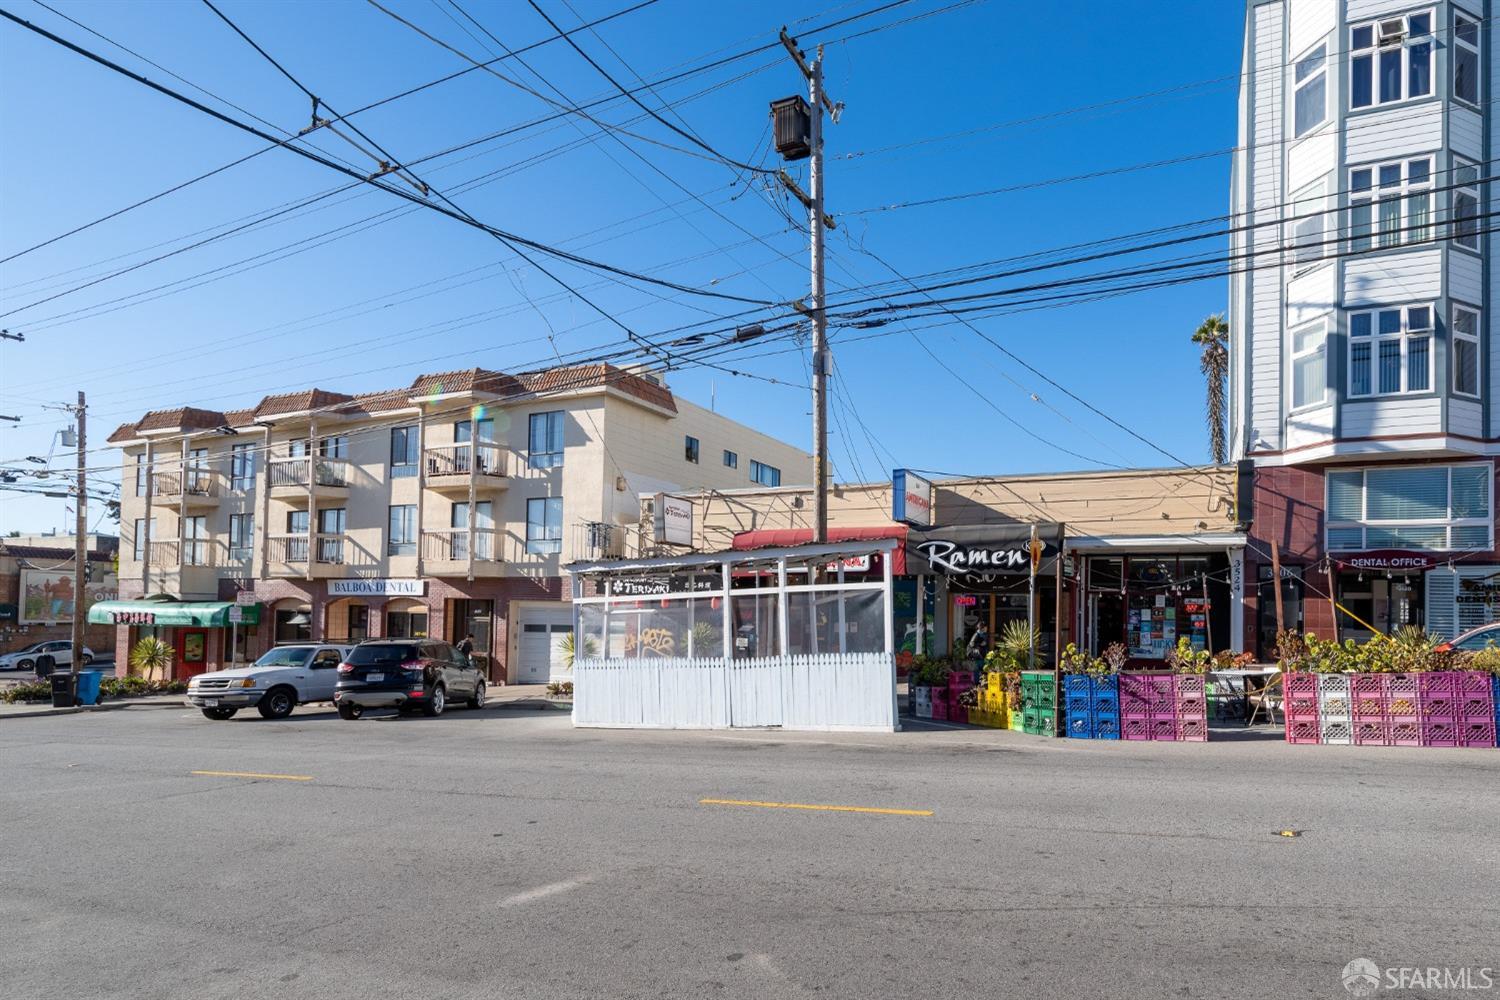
(1, 681, 52, 704)
(544, 680, 574, 697)
(128, 637, 175, 680)
(1166, 637, 1213, 674)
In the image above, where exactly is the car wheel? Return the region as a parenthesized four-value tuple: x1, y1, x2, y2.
(16, 659, 33, 673)
(201, 707, 238, 721)
(467, 681, 486, 709)
(423, 684, 446, 717)
(257, 687, 297, 719)
(81, 654, 94, 666)
(337, 703, 363, 721)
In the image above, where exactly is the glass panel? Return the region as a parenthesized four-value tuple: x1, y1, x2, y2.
(1455, 191, 1479, 248)
(1089, 557, 1123, 591)
(1350, 342, 1371, 395)
(1351, 54, 1373, 107)
(1328, 471, 1364, 520)
(1406, 306, 1430, 330)
(1348, 202, 1372, 250)
(1294, 72, 1325, 137)
(1406, 335, 1429, 391)
(1350, 313, 1371, 338)
(1351, 25, 1372, 49)
(1378, 164, 1401, 187)
(1451, 466, 1490, 518)
(1377, 198, 1401, 246)
(1293, 348, 1325, 408)
(1377, 340, 1401, 394)
(1327, 526, 1364, 550)
(1454, 338, 1479, 396)
(731, 593, 780, 659)
(1295, 44, 1326, 83)
(1406, 192, 1429, 241)
(1451, 524, 1491, 549)
(1456, 14, 1478, 45)
(1408, 12, 1430, 35)
(1377, 310, 1401, 335)
(1378, 48, 1401, 102)
(1407, 41, 1431, 97)
(1407, 159, 1429, 184)
(1365, 466, 1447, 520)
(1366, 525, 1447, 549)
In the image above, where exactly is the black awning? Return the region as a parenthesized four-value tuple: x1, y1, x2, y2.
(906, 522, 1064, 577)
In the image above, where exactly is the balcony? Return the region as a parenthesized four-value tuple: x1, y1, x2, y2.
(150, 470, 221, 509)
(421, 528, 503, 577)
(423, 444, 509, 497)
(266, 533, 348, 577)
(267, 456, 351, 504)
(140, 538, 219, 594)
(571, 521, 643, 562)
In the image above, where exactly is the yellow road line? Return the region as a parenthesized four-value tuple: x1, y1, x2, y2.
(190, 770, 313, 782)
(699, 797, 931, 817)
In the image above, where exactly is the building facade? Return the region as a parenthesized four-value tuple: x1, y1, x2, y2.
(1232, 0, 1500, 653)
(105, 365, 809, 682)
(0, 538, 118, 658)
(643, 466, 1245, 667)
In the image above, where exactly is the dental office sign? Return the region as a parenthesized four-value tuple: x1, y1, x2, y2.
(328, 579, 426, 597)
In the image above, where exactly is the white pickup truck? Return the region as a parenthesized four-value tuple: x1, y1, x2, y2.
(186, 644, 353, 720)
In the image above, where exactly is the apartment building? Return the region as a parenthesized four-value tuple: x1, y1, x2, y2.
(1231, 0, 1500, 654)
(105, 364, 809, 682)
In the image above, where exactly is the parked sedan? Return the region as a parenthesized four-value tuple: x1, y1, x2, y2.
(0, 640, 95, 672)
(1436, 622, 1500, 653)
(333, 639, 485, 719)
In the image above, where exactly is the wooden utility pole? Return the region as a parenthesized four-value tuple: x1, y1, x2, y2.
(70, 391, 86, 673)
(1270, 540, 1285, 636)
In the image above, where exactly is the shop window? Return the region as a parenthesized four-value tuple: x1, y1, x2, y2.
(275, 608, 311, 644)
(1326, 464, 1493, 550)
(386, 610, 428, 639)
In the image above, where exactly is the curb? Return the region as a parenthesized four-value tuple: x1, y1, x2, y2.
(0, 698, 188, 721)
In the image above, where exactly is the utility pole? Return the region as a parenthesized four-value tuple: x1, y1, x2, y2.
(71, 391, 87, 674)
(772, 28, 840, 543)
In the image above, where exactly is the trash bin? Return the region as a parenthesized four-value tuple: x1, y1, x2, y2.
(49, 671, 78, 708)
(75, 670, 103, 706)
(35, 654, 56, 678)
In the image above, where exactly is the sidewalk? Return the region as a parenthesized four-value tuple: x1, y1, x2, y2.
(0, 683, 570, 721)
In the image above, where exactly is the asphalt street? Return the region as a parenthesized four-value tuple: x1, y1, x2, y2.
(2, 706, 1496, 1000)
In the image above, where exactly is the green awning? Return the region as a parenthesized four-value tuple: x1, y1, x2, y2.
(87, 600, 260, 627)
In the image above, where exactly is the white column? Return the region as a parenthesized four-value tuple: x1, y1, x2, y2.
(1229, 546, 1245, 653)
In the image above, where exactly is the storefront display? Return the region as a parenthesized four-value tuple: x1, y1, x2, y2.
(1081, 553, 1231, 664)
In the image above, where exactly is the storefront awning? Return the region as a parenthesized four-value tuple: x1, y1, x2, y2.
(87, 599, 260, 627)
(732, 525, 910, 573)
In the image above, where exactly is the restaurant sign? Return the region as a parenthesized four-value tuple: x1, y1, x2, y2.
(915, 539, 1057, 576)
(892, 469, 935, 528)
(1333, 551, 1438, 571)
(610, 574, 719, 597)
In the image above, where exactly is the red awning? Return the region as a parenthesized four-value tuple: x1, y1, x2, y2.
(731, 524, 910, 574)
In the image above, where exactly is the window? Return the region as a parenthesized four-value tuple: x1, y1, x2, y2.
(526, 497, 563, 554)
(230, 442, 255, 492)
(1348, 158, 1431, 252)
(685, 436, 700, 463)
(454, 417, 494, 443)
(1292, 42, 1327, 137)
(1452, 157, 1481, 252)
(388, 504, 417, 556)
(1453, 305, 1481, 398)
(287, 509, 309, 535)
(135, 454, 147, 497)
(1289, 320, 1327, 408)
(186, 448, 210, 494)
(1326, 464, 1492, 551)
(385, 610, 428, 639)
(450, 500, 494, 560)
(131, 518, 154, 560)
(229, 513, 254, 561)
(1288, 179, 1328, 268)
(528, 411, 564, 469)
(750, 460, 781, 487)
(317, 508, 346, 564)
(1350, 12, 1432, 109)
(1454, 11, 1480, 106)
(319, 435, 347, 459)
(1349, 305, 1432, 396)
(723, 450, 738, 469)
(183, 516, 209, 566)
(286, 510, 309, 561)
(275, 609, 311, 644)
(390, 426, 418, 478)
(288, 439, 309, 458)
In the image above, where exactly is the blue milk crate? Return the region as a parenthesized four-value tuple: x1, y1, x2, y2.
(1065, 694, 1093, 716)
(1064, 675, 1093, 698)
(1493, 676, 1500, 728)
(1066, 712, 1095, 738)
(1093, 714, 1121, 739)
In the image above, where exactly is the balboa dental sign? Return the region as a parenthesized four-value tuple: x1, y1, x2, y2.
(328, 579, 426, 597)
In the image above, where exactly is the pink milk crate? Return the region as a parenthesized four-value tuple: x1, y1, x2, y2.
(1384, 674, 1420, 722)
(1149, 718, 1178, 742)
(1458, 720, 1497, 748)
(1122, 718, 1152, 741)
(1458, 691, 1495, 721)
(1119, 674, 1153, 719)
(1420, 720, 1458, 748)
(1175, 699, 1207, 722)
(1174, 675, 1207, 699)
(1390, 721, 1423, 747)
(1176, 719, 1208, 742)
(1352, 675, 1387, 721)
(1285, 673, 1319, 714)
(1353, 719, 1390, 746)
(948, 671, 974, 690)
(1456, 671, 1492, 696)
(1286, 719, 1320, 745)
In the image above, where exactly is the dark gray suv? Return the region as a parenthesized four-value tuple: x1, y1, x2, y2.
(333, 640, 486, 719)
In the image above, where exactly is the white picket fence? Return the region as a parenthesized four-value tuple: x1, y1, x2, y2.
(573, 653, 896, 732)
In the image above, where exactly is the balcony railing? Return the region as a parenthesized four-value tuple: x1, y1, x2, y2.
(422, 528, 498, 562)
(571, 521, 642, 561)
(424, 443, 507, 479)
(267, 456, 350, 489)
(267, 533, 344, 565)
(147, 539, 179, 566)
(151, 469, 220, 500)
(143, 538, 214, 567)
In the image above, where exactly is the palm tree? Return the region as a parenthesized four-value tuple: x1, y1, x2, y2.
(1191, 314, 1229, 464)
(128, 636, 174, 682)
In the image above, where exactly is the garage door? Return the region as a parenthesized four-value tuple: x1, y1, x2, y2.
(517, 606, 574, 683)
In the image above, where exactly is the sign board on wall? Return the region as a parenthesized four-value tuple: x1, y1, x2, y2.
(19, 570, 79, 625)
(892, 469, 934, 528)
(327, 579, 426, 597)
(1332, 551, 1438, 572)
(654, 493, 693, 546)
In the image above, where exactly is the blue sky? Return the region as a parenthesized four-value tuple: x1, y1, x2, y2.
(0, 0, 1245, 533)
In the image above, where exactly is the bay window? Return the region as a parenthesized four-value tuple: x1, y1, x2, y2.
(1453, 305, 1481, 398)
(1293, 42, 1327, 137)
(1348, 305, 1432, 397)
(1289, 320, 1327, 408)
(1454, 11, 1480, 107)
(1350, 12, 1433, 109)
(1326, 464, 1493, 551)
(1348, 158, 1430, 252)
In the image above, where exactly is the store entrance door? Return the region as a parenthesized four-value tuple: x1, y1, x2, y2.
(1337, 573, 1422, 640)
(451, 599, 494, 680)
(1089, 592, 1124, 655)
